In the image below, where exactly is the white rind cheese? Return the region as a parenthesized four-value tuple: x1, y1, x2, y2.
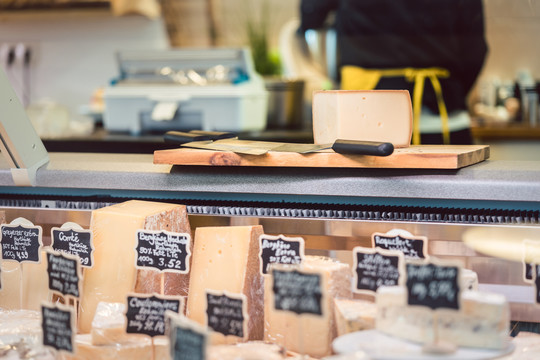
(334, 298, 377, 337)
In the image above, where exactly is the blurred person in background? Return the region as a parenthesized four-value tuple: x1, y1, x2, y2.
(299, 0, 488, 145)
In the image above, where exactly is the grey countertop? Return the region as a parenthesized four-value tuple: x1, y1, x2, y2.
(0, 153, 539, 205)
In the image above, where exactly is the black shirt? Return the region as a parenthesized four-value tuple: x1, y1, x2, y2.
(300, 0, 488, 113)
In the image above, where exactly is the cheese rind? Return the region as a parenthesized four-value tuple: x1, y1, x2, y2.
(334, 298, 377, 337)
(375, 286, 510, 349)
(79, 200, 190, 333)
(312, 90, 413, 147)
(264, 256, 352, 358)
(186, 225, 264, 343)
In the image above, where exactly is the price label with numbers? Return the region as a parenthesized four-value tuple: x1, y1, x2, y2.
(1, 222, 42, 264)
(126, 293, 184, 338)
(205, 290, 247, 339)
(272, 267, 323, 316)
(259, 234, 305, 275)
(406, 260, 461, 310)
(46, 250, 82, 299)
(353, 246, 404, 294)
(51, 225, 94, 268)
(135, 230, 191, 273)
(41, 302, 75, 354)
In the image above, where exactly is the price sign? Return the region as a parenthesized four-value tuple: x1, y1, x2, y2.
(205, 290, 247, 339)
(126, 293, 184, 337)
(41, 302, 75, 354)
(51, 225, 94, 268)
(47, 250, 82, 298)
(167, 311, 208, 360)
(135, 230, 191, 273)
(406, 260, 461, 310)
(353, 247, 404, 294)
(1, 222, 42, 263)
(272, 267, 323, 316)
(372, 231, 427, 260)
(259, 234, 305, 275)
(523, 239, 540, 284)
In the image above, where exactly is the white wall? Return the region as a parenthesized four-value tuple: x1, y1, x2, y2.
(0, 9, 169, 121)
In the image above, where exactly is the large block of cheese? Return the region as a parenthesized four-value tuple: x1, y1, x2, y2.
(90, 302, 127, 345)
(79, 200, 190, 333)
(0, 251, 50, 312)
(62, 334, 152, 360)
(186, 225, 264, 343)
(264, 256, 352, 358)
(334, 298, 376, 337)
(375, 286, 510, 349)
(312, 90, 412, 147)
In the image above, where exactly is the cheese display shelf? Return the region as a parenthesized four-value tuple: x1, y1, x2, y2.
(0, 153, 539, 359)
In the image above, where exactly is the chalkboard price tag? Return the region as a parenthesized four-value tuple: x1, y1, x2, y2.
(272, 267, 323, 316)
(167, 311, 209, 360)
(406, 260, 461, 310)
(522, 240, 540, 284)
(1, 222, 43, 263)
(524, 263, 534, 283)
(51, 224, 94, 268)
(372, 231, 427, 260)
(353, 247, 404, 294)
(47, 250, 82, 299)
(126, 293, 184, 337)
(135, 230, 191, 273)
(41, 302, 75, 354)
(259, 234, 305, 275)
(205, 290, 247, 339)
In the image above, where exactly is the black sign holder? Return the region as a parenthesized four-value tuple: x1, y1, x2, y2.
(41, 301, 76, 355)
(0, 218, 43, 309)
(352, 246, 404, 295)
(51, 222, 94, 268)
(166, 310, 209, 360)
(405, 259, 462, 354)
(258, 234, 305, 275)
(372, 230, 428, 260)
(205, 290, 248, 340)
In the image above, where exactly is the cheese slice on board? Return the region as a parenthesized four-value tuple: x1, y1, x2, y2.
(79, 200, 190, 333)
(186, 225, 264, 343)
(334, 298, 377, 337)
(264, 256, 352, 358)
(312, 90, 413, 147)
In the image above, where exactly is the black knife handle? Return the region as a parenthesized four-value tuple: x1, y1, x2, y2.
(189, 130, 237, 140)
(332, 139, 394, 156)
(164, 131, 211, 144)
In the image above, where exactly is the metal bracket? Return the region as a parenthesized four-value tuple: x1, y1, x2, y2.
(0, 66, 49, 186)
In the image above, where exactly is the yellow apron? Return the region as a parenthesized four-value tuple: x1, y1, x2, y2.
(341, 66, 451, 145)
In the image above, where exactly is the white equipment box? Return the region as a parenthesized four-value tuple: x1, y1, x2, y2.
(103, 48, 268, 135)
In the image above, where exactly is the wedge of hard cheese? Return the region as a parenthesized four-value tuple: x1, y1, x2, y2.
(79, 200, 190, 333)
(186, 225, 264, 343)
(312, 90, 413, 147)
(334, 298, 377, 337)
(264, 256, 352, 358)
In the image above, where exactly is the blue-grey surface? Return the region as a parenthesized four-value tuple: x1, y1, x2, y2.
(0, 153, 539, 205)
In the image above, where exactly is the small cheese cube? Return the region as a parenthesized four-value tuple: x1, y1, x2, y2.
(334, 298, 377, 337)
(312, 90, 413, 147)
(186, 225, 264, 343)
(264, 256, 352, 358)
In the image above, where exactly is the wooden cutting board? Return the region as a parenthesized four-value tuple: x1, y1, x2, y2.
(153, 145, 490, 169)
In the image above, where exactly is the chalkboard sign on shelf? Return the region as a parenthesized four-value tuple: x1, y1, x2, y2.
(1, 221, 43, 264)
(167, 311, 209, 360)
(525, 262, 534, 283)
(272, 267, 323, 316)
(41, 302, 75, 354)
(135, 230, 191, 273)
(46, 250, 82, 299)
(51, 223, 94, 268)
(523, 239, 540, 284)
(353, 247, 404, 294)
(259, 234, 305, 275)
(372, 231, 427, 260)
(205, 290, 247, 339)
(536, 265, 540, 305)
(126, 293, 184, 338)
(406, 260, 461, 310)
